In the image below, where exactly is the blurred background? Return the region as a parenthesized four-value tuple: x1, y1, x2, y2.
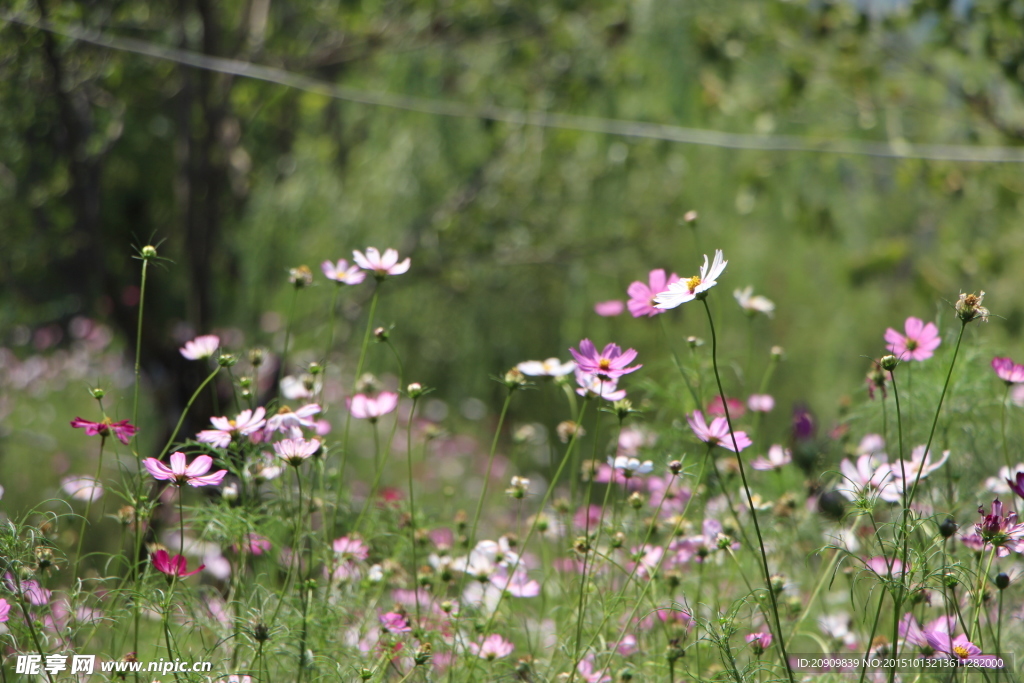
(2, 0, 1024, 513)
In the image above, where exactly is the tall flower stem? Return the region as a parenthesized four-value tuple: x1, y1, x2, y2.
(72, 435, 107, 582)
(320, 286, 342, 410)
(467, 387, 516, 550)
(156, 367, 222, 460)
(464, 399, 590, 683)
(887, 366, 909, 683)
(404, 395, 422, 626)
(277, 286, 301, 399)
(701, 297, 794, 683)
(335, 284, 381, 533)
(970, 547, 997, 642)
(131, 254, 151, 435)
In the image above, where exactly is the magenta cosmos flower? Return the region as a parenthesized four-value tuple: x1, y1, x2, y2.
(627, 269, 681, 318)
(654, 250, 727, 309)
(143, 452, 227, 487)
(686, 410, 751, 452)
(321, 259, 366, 285)
(992, 357, 1024, 384)
(884, 317, 940, 362)
(151, 549, 204, 578)
(352, 247, 410, 277)
(179, 334, 219, 360)
(70, 417, 137, 445)
(0, 598, 9, 623)
(347, 392, 399, 421)
(569, 339, 641, 381)
(925, 632, 1001, 667)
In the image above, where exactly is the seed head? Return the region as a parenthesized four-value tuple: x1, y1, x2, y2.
(955, 291, 989, 324)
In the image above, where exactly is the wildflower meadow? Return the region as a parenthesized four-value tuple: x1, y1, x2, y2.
(2, 236, 1024, 683)
(7, 1, 1024, 681)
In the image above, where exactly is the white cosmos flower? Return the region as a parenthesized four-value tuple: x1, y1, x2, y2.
(608, 455, 653, 477)
(654, 250, 728, 309)
(733, 286, 775, 317)
(516, 358, 575, 377)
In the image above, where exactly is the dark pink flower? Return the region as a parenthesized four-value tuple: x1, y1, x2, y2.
(594, 300, 625, 317)
(746, 632, 773, 655)
(569, 339, 641, 381)
(142, 452, 227, 488)
(151, 549, 204, 578)
(1007, 471, 1024, 499)
(992, 357, 1024, 384)
(884, 317, 940, 362)
(0, 597, 9, 623)
(70, 417, 137, 444)
(686, 411, 751, 452)
(975, 498, 1024, 557)
(627, 269, 680, 318)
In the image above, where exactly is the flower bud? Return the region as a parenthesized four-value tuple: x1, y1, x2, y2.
(374, 327, 389, 342)
(880, 354, 898, 372)
(218, 353, 237, 368)
(90, 387, 106, 399)
(770, 345, 784, 359)
(141, 245, 158, 259)
(308, 361, 323, 375)
(628, 492, 645, 510)
(687, 336, 704, 349)
(248, 348, 265, 366)
(668, 460, 683, 475)
(683, 210, 698, 224)
(939, 517, 958, 539)
(996, 572, 1010, 590)
(614, 399, 635, 421)
(407, 382, 425, 399)
(503, 367, 527, 390)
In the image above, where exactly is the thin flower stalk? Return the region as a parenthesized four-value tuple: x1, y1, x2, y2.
(701, 297, 794, 683)
(468, 387, 516, 552)
(277, 285, 301, 400)
(72, 432, 107, 582)
(467, 399, 590, 682)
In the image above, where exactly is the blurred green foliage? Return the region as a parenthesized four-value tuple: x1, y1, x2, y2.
(2, 0, 1024, 426)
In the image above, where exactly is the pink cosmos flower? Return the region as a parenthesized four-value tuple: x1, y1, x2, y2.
(750, 445, 791, 471)
(865, 556, 909, 578)
(746, 632, 773, 654)
(747, 394, 775, 412)
(654, 250, 727, 309)
(179, 334, 220, 360)
(4, 573, 51, 605)
(321, 259, 366, 285)
(880, 445, 950, 503)
(70, 417, 138, 444)
(884, 317, 940, 362)
(347, 392, 399, 421)
(899, 613, 954, 652)
(233, 533, 272, 556)
(627, 269, 681, 317)
(1007, 471, 1024, 499)
(151, 549, 204, 578)
(266, 404, 321, 433)
(142, 452, 227, 487)
(469, 634, 514, 660)
(992, 357, 1024, 384)
(569, 339, 641, 381)
(197, 408, 267, 448)
(576, 656, 612, 683)
(273, 437, 320, 466)
(352, 247, 411, 277)
(686, 411, 751, 452)
(708, 396, 746, 418)
(379, 611, 411, 634)
(0, 597, 9, 623)
(61, 476, 104, 502)
(594, 300, 625, 317)
(925, 633, 1001, 667)
(333, 536, 369, 562)
(575, 371, 627, 401)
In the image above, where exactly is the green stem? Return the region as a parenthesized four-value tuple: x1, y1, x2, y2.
(132, 258, 149, 436)
(468, 389, 515, 549)
(156, 366, 222, 460)
(405, 396, 422, 627)
(277, 286, 300, 399)
(321, 286, 342, 411)
(970, 547, 996, 643)
(701, 297, 794, 683)
(73, 435, 107, 582)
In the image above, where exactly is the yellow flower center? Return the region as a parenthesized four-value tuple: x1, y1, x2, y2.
(953, 645, 969, 659)
(598, 359, 612, 371)
(686, 275, 702, 292)
(229, 419, 237, 428)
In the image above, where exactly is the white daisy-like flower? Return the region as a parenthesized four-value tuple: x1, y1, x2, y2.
(654, 250, 728, 309)
(516, 358, 575, 377)
(179, 334, 220, 360)
(733, 286, 775, 317)
(608, 455, 653, 477)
